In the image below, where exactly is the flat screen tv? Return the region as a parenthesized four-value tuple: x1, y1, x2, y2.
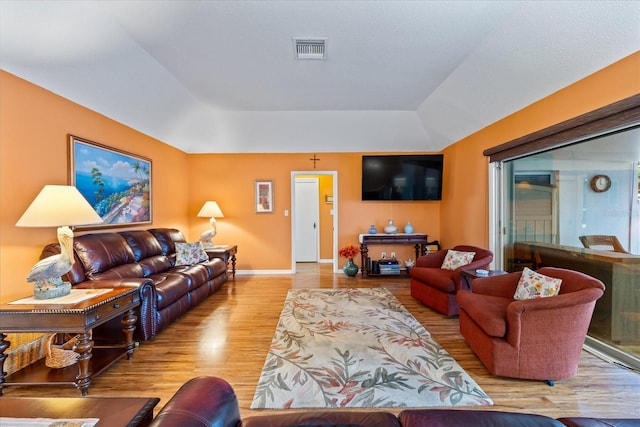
(362, 155, 443, 201)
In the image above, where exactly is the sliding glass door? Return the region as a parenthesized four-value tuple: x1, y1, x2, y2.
(492, 126, 640, 371)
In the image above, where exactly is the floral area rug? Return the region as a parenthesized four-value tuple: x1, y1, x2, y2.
(251, 288, 492, 409)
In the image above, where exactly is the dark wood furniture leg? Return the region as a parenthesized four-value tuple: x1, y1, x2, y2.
(0, 332, 8, 396)
(123, 308, 137, 360)
(360, 243, 369, 277)
(230, 254, 237, 278)
(74, 331, 93, 396)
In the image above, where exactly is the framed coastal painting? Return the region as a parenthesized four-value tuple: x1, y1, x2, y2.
(255, 180, 273, 213)
(69, 135, 152, 228)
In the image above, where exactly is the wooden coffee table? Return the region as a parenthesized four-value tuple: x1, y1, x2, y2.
(0, 396, 160, 427)
(0, 287, 139, 396)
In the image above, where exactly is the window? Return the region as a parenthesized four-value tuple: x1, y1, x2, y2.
(487, 95, 640, 371)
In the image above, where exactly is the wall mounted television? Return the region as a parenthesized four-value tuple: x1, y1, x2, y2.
(362, 155, 443, 201)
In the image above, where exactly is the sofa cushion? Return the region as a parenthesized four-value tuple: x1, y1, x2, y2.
(200, 258, 229, 278)
(138, 255, 173, 277)
(171, 264, 211, 289)
(457, 291, 511, 338)
(514, 267, 562, 300)
(441, 249, 475, 270)
(148, 228, 187, 259)
(150, 273, 192, 310)
(399, 409, 564, 427)
(242, 412, 402, 427)
(90, 263, 144, 280)
(73, 233, 137, 278)
(175, 242, 209, 266)
(119, 230, 164, 260)
(411, 267, 455, 293)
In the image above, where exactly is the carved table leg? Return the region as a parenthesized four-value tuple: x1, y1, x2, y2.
(0, 333, 10, 396)
(360, 243, 369, 277)
(122, 308, 137, 360)
(73, 331, 93, 396)
(230, 254, 237, 278)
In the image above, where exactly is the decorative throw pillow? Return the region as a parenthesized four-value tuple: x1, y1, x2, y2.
(440, 249, 476, 270)
(175, 242, 209, 266)
(513, 267, 563, 300)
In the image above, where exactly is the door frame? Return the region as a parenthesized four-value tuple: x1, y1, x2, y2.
(294, 177, 320, 262)
(290, 171, 338, 273)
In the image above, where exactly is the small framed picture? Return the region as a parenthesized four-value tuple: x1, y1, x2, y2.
(255, 180, 273, 213)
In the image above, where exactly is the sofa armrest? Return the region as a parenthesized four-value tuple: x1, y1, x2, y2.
(415, 250, 447, 268)
(150, 376, 240, 427)
(74, 278, 158, 340)
(468, 272, 521, 298)
(73, 278, 154, 290)
(505, 289, 603, 347)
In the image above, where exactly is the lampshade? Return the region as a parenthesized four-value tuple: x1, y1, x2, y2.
(197, 201, 224, 218)
(16, 185, 103, 227)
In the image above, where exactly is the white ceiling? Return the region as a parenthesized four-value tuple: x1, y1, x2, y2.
(1, 1, 638, 154)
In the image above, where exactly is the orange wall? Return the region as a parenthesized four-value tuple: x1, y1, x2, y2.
(440, 51, 640, 249)
(0, 71, 190, 301)
(186, 154, 441, 270)
(1, 51, 638, 299)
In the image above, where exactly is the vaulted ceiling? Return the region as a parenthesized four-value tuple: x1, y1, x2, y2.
(1, 1, 638, 153)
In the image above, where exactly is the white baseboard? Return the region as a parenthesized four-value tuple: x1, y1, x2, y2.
(234, 270, 293, 275)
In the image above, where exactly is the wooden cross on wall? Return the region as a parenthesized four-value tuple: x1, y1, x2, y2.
(309, 154, 321, 169)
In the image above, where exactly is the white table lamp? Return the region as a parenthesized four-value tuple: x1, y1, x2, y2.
(197, 201, 224, 249)
(16, 185, 103, 299)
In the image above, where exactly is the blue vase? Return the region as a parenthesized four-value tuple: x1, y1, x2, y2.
(343, 258, 359, 277)
(369, 225, 377, 234)
(404, 222, 414, 234)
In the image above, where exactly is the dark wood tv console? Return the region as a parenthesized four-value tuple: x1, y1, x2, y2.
(359, 233, 428, 277)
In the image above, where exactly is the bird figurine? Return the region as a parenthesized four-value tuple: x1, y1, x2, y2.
(199, 228, 216, 249)
(27, 226, 75, 298)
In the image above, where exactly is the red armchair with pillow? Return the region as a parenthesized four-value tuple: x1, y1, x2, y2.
(409, 245, 493, 316)
(456, 267, 605, 385)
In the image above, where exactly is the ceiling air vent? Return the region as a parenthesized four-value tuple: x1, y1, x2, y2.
(293, 38, 327, 60)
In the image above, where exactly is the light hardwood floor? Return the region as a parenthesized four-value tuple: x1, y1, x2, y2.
(4, 263, 640, 418)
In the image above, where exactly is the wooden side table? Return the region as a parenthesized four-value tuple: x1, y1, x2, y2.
(0, 396, 160, 427)
(0, 287, 139, 396)
(206, 244, 238, 278)
(460, 269, 508, 291)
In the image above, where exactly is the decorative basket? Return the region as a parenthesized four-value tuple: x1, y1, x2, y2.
(45, 333, 79, 369)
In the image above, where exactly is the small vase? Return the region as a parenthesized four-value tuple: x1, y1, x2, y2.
(384, 219, 398, 234)
(404, 221, 414, 234)
(343, 258, 359, 277)
(369, 224, 377, 234)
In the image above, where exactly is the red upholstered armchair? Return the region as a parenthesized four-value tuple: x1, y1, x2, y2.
(456, 267, 605, 385)
(409, 245, 493, 316)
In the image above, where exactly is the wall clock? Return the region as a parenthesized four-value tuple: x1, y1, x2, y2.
(590, 174, 611, 193)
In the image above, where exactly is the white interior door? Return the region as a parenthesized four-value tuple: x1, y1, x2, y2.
(295, 178, 319, 262)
